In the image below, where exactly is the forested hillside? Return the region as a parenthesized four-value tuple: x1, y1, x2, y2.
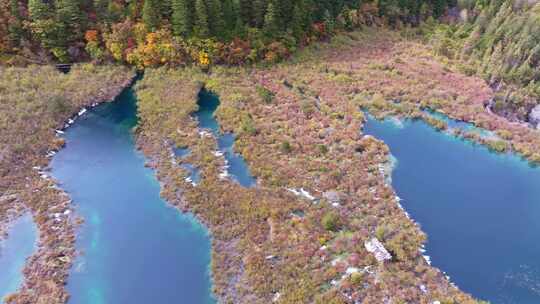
(428, 0, 540, 125)
(0, 0, 455, 66)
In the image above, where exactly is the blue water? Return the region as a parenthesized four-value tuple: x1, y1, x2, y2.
(0, 214, 37, 301)
(173, 148, 201, 185)
(363, 115, 540, 304)
(195, 90, 255, 188)
(50, 85, 215, 304)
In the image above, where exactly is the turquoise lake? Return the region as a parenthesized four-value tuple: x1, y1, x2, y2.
(363, 115, 540, 303)
(0, 214, 37, 301)
(193, 90, 255, 188)
(50, 84, 215, 304)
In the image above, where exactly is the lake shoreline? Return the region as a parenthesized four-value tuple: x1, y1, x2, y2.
(133, 66, 481, 303)
(2, 68, 135, 304)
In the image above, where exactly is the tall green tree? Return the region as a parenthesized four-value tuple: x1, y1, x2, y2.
(194, 0, 209, 38)
(28, 0, 51, 21)
(28, 0, 60, 55)
(171, 0, 193, 37)
(208, 0, 225, 37)
(56, 0, 84, 41)
(222, 0, 237, 35)
(94, 0, 110, 23)
(291, 2, 305, 40)
(8, 0, 23, 47)
(253, 0, 267, 27)
(142, 0, 160, 31)
(431, 0, 447, 18)
(239, 0, 253, 26)
(263, 0, 279, 37)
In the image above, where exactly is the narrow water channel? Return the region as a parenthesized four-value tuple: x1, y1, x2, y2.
(0, 214, 37, 300)
(363, 115, 540, 304)
(50, 84, 215, 303)
(195, 90, 255, 187)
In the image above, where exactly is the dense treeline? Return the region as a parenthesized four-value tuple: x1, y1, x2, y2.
(427, 0, 540, 122)
(0, 0, 456, 66)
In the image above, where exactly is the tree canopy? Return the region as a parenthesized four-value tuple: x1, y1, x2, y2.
(1, 0, 459, 65)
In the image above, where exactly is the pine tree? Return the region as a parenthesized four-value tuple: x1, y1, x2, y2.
(56, 0, 84, 41)
(253, 0, 267, 27)
(222, 0, 237, 34)
(234, 13, 247, 38)
(28, 0, 51, 21)
(142, 0, 160, 31)
(208, 0, 225, 37)
(28, 0, 56, 51)
(291, 2, 305, 40)
(194, 0, 209, 38)
(274, 0, 293, 29)
(263, 0, 279, 37)
(8, 0, 23, 46)
(160, 0, 172, 18)
(431, 0, 447, 18)
(171, 0, 192, 37)
(323, 9, 335, 34)
(239, 0, 253, 26)
(94, 0, 109, 23)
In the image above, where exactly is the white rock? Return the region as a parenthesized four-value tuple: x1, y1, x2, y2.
(299, 188, 315, 201)
(529, 104, 540, 128)
(365, 238, 392, 262)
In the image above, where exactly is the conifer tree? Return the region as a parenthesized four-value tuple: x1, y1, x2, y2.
(253, 0, 267, 27)
(56, 0, 84, 41)
(323, 9, 335, 34)
(28, 0, 51, 21)
(291, 2, 305, 40)
(172, 0, 192, 37)
(234, 13, 247, 38)
(432, 0, 447, 18)
(28, 0, 56, 50)
(194, 0, 209, 38)
(142, 0, 160, 31)
(222, 0, 237, 34)
(263, 0, 279, 37)
(8, 0, 23, 46)
(239, 0, 253, 26)
(94, 0, 109, 23)
(275, 0, 292, 28)
(208, 0, 225, 37)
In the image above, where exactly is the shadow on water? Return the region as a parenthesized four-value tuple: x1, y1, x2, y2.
(51, 82, 215, 304)
(0, 214, 37, 300)
(363, 114, 540, 304)
(190, 89, 256, 188)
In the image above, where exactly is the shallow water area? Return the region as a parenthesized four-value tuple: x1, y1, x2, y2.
(195, 90, 256, 188)
(422, 109, 498, 139)
(363, 115, 540, 303)
(0, 214, 37, 300)
(51, 85, 215, 304)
